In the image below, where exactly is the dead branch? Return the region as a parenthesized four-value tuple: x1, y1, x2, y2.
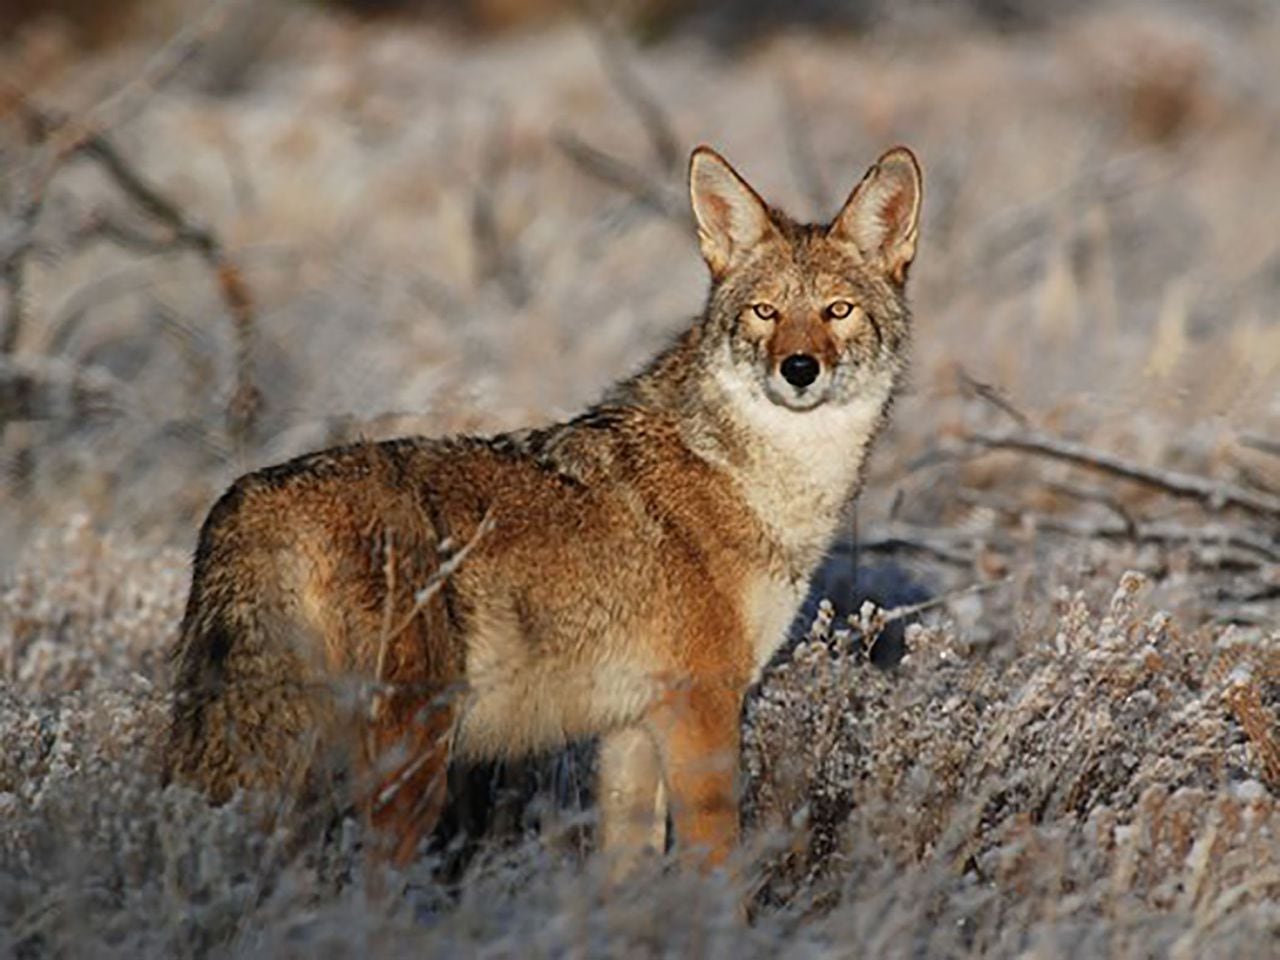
(471, 114, 530, 307)
(960, 146, 1171, 275)
(385, 511, 496, 646)
(957, 367, 1031, 430)
(1228, 463, 1280, 499)
(857, 534, 977, 567)
(369, 510, 494, 725)
(0, 0, 244, 352)
(0, 0, 244, 146)
(581, 6, 681, 176)
(1241, 435, 1280, 459)
(82, 133, 261, 446)
(1, 226, 33, 354)
(2, 100, 261, 446)
(968, 429, 1280, 523)
(778, 75, 831, 219)
(1039, 515, 1280, 565)
(557, 6, 688, 225)
(554, 130, 689, 223)
(0, 354, 125, 424)
(1044, 480, 1140, 538)
(849, 576, 1013, 651)
(954, 485, 1279, 566)
(68, 209, 185, 256)
(0, 156, 54, 354)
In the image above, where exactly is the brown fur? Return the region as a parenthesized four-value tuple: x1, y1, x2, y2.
(165, 145, 923, 871)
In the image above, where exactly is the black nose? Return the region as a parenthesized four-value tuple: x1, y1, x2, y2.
(780, 353, 820, 389)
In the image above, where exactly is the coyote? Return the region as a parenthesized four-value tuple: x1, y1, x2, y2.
(165, 144, 922, 871)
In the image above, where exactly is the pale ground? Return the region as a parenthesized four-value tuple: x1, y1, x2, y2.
(2, 1, 1279, 956)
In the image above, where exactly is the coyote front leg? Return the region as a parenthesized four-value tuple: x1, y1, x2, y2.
(599, 725, 668, 876)
(652, 678, 744, 870)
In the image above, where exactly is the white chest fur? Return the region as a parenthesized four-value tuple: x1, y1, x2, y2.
(713, 368, 894, 672)
(715, 369, 891, 552)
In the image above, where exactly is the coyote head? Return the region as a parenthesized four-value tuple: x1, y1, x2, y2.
(690, 145, 922, 412)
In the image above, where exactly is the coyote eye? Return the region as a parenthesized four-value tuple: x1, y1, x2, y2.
(826, 300, 855, 320)
(751, 303, 778, 321)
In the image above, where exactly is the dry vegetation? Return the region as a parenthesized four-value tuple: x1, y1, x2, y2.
(2, 0, 1279, 956)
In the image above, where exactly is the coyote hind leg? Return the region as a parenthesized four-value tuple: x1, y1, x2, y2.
(363, 690, 458, 867)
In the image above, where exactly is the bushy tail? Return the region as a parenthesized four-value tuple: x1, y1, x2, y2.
(163, 492, 346, 813)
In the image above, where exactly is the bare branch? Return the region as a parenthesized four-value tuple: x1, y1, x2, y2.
(1044, 480, 1140, 538)
(1241, 435, 1280, 459)
(1, 3, 258, 438)
(778, 75, 831, 219)
(554, 130, 689, 223)
(386, 511, 496, 645)
(955, 481, 1279, 566)
(471, 114, 530, 307)
(0, 156, 54, 354)
(849, 576, 1014, 654)
(11, 0, 248, 144)
(81, 133, 261, 446)
(368, 511, 494, 729)
(0, 354, 125, 424)
(968, 429, 1280, 522)
(857, 534, 976, 567)
(582, 7, 681, 176)
(67, 209, 184, 255)
(0, 0, 244, 351)
(957, 367, 1031, 430)
(1033, 515, 1280, 565)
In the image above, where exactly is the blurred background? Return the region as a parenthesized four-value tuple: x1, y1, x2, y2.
(3, 0, 1278, 585)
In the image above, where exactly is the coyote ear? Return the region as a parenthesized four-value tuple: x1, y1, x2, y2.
(830, 147, 922, 286)
(689, 146, 774, 278)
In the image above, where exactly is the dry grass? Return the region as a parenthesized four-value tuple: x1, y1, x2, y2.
(2, 0, 1279, 955)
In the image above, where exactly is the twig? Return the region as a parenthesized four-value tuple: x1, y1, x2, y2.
(955, 485, 1279, 565)
(1034, 515, 1280, 565)
(70, 0, 246, 140)
(968, 430, 1280, 522)
(957, 368, 1030, 430)
(850, 576, 1013, 643)
(857, 534, 976, 567)
(557, 6, 688, 225)
(0, 0, 243, 354)
(0, 354, 124, 423)
(0, 159, 54, 354)
(581, 6, 681, 176)
(1227, 456, 1280, 497)
(14, 102, 260, 446)
(384, 511, 496, 645)
(1241, 435, 1280, 459)
(960, 146, 1168, 273)
(471, 113, 530, 307)
(68, 209, 184, 255)
(778, 75, 831, 219)
(367, 512, 493, 743)
(1, 240, 30, 354)
(0, 0, 244, 146)
(86, 135, 260, 446)
(554, 130, 689, 223)
(1044, 480, 1139, 538)
(372, 530, 399, 722)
